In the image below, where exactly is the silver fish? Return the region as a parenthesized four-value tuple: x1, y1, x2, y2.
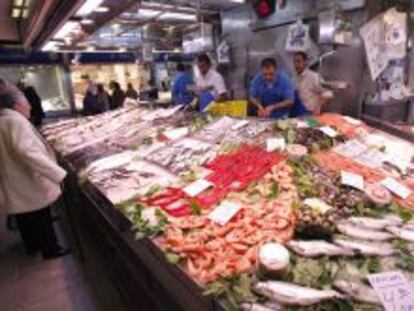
(347, 216, 402, 231)
(337, 221, 394, 241)
(287, 240, 355, 258)
(333, 280, 381, 305)
(241, 302, 283, 311)
(333, 238, 397, 256)
(387, 226, 414, 242)
(254, 281, 345, 306)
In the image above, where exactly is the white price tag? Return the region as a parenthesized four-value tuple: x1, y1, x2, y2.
(368, 271, 414, 311)
(183, 179, 213, 197)
(381, 178, 412, 199)
(266, 138, 286, 152)
(295, 120, 309, 128)
(303, 198, 332, 214)
(232, 120, 250, 130)
(319, 126, 339, 138)
(343, 116, 362, 125)
(341, 171, 364, 190)
(208, 201, 242, 226)
(163, 127, 189, 140)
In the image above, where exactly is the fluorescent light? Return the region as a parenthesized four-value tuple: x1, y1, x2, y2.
(95, 6, 109, 13)
(42, 41, 58, 51)
(76, 0, 104, 17)
(53, 21, 80, 40)
(80, 18, 95, 25)
(229, 0, 244, 2)
(86, 46, 96, 52)
(22, 9, 29, 18)
(111, 23, 120, 29)
(137, 9, 196, 22)
(13, 0, 24, 6)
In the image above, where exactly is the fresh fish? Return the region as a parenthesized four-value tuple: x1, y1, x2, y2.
(254, 281, 345, 306)
(241, 302, 283, 311)
(333, 280, 381, 305)
(337, 221, 394, 241)
(333, 238, 397, 256)
(287, 240, 355, 258)
(347, 216, 402, 230)
(387, 226, 414, 242)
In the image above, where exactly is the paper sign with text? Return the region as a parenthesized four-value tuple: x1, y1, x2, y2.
(319, 126, 339, 138)
(341, 171, 365, 190)
(208, 201, 242, 226)
(163, 127, 189, 140)
(266, 138, 286, 152)
(382, 178, 412, 199)
(183, 179, 213, 197)
(368, 271, 414, 311)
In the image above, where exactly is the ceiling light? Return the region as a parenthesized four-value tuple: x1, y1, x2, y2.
(76, 0, 104, 17)
(80, 18, 95, 25)
(42, 41, 58, 52)
(228, 0, 245, 2)
(13, 0, 24, 6)
(111, 23, 120, 29)
(137, 9, 196, 22)
(53, 21, 80, 40)
(95, 6, 109, 13)
(22, 9, 29, 18)
(119, 47, 127, 52)
(11, 8, 21, 18)
(86, 46, 96, 52)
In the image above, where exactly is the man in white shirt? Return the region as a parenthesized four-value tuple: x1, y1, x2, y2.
(293, 52, 333, 115)
(195, 54, 227, 103)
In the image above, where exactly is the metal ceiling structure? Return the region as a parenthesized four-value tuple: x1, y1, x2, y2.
(41, 0, 246, 53)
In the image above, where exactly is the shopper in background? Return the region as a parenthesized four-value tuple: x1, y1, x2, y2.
(249, 58, 295, 119)
(109, 81, 126, 110)
(293, 51, 333, 115)
(82, 75, 98, 116)
(195, 54, 227, 111)
(125, 83, 138, 100)
(172, 63, 194, 106)
(17, 81, 45, 127)
(0, 79, 69, 260)
(96, 84, 110, 113)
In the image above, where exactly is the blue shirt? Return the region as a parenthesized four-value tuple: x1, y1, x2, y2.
(249, 72, 295, 119)
(172, 72, 194, 106)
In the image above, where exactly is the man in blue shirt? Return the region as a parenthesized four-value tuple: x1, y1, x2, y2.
(172, 63, 194, 106)
(249, 58, 295, 119)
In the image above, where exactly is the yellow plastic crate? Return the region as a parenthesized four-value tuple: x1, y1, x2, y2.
(207, 100, 247, 117)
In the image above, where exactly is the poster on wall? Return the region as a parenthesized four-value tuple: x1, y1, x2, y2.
(384, 8, 407, 60)
(285, 21, 311, 52)
(360, 15, 388, 81)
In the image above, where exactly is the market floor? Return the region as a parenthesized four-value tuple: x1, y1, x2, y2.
(0, 209, 127, 311)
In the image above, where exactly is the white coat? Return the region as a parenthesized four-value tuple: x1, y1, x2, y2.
(0, 109, 67, 215)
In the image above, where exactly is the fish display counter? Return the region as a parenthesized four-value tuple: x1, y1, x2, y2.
(42, 106, 414, 311)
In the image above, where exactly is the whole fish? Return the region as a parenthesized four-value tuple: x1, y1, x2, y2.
(287, 240, 355, 258)
(337, 221, 394, 241)
(241, 302, 283, 311)
(333, 238, 396, 256)
(254, 281, 345, 306)
(333, 280, 381, 305)
(387, 226, 414, 242)
(347, 216, 402, 231)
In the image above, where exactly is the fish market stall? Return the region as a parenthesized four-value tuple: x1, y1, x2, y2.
(42, 106, 414, 311)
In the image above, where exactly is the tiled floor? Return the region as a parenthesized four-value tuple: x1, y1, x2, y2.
(0, 210, 127, 311)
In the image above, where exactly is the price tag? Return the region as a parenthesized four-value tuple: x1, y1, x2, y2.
(208, 201, 242, 226)
(266, 138, 286, 152)
(163, 127, 189, 140)
(183, 179, 213, 197)
(343, 116, 362, 125)
(303, 198, 332, 214)
(368, 271, 414, 311)
(295, 120, 309, 128)
(341, 171, 364, 190)
(381, 178, 412, 199)
(319, 126, 339, 138)
(232, 120, 250, 130)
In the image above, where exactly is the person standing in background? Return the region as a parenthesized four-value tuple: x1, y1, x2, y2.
(109, 81, 126, 110)
(195, 54, 227, 111)
(0, 80, 69, 259)
(293, 52, 333, 115)
(125, 83, 138, 100)
(172, 63, 194, 106)
(250, 58, 295, 119)
(82, 75, 98, 116)
(17, 81, 45, 127)
(96, 84, 110, 113)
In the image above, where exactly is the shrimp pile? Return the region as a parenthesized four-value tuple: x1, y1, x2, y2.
(156, 162, 297, 283)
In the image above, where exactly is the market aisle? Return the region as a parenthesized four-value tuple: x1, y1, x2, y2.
(0, 209, 127, 311)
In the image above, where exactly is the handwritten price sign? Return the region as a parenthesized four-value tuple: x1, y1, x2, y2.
(368, 271, 414, 311)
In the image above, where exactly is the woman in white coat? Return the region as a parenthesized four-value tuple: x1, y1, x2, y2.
(0, 80, 69, 259)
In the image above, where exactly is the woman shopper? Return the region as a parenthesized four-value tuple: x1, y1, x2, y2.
(0, 79, 69, 259)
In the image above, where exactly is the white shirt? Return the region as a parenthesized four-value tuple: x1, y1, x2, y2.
(296, 69, 332, 113)
(195, 69, 227, 100)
